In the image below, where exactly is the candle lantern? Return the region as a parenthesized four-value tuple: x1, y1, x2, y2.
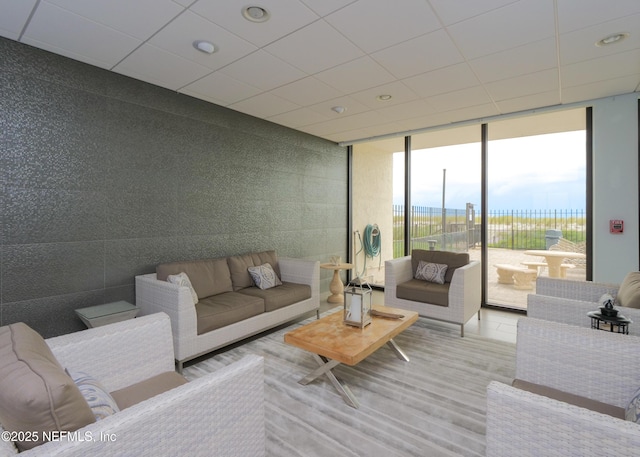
(343, 282, 372, 328)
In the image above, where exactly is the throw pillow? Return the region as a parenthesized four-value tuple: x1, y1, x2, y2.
(0, 323, 95, 451)
(167, 272, 198, 305)
(616, 272, 640, 308)
(415, 261, 448, 284)
(66, 370, 120, 421)
(625, 386, 640, 423)
(248, 263, 283, 290)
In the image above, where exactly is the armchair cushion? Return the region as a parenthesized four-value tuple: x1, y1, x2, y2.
(616, 271, 640, 308)
(411, 250, 469, 283)
(415, 261, 448, 284)
(0, 323, 95, 451)
(396, 279, 448, 307)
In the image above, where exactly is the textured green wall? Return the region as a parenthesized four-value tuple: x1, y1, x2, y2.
(0, 38, 347, 337)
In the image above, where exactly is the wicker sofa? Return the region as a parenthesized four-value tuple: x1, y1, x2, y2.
(384, 250, 481, 336)
(486, 317, 640, 456)
(136, 250, 319, 370)
(528, 275, 640, 336)
(0, 313, 265, 456)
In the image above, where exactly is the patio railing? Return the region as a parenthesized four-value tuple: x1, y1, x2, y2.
(393, 205, 586, 257)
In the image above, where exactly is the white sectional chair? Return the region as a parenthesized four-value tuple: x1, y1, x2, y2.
(487, 317, 640, 456)
(0, 313, 265, 457)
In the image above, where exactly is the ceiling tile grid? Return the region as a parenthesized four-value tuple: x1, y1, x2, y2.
(2, 0, 639, 144)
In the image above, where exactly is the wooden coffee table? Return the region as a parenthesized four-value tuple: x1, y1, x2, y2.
(284, 305, 418, 408)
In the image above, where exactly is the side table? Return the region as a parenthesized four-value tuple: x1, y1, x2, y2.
(75, 301, 139, 328)
(587, 311, 632, 334)
(320, 263, 354, 304)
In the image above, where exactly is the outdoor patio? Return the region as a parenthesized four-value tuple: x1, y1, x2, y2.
(470, 247, 586, 310)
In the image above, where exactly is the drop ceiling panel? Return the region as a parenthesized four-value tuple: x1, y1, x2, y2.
(23, 2, 141, 69)
(190, 0, 319, 47)
(469, 37, 557, 83)
(496, 90, 560, 114)
(447, 0, 555, 59)
(299, 0, 357, 17)
(315, 56, 396, 93)
(267, 107, 332, 128)
(0, 0, 36, 40)
(372, 29, 464, 79)
(562, 75, 640, 104)
(270, 77, 343, 106)
(374, 100, 433, 122)
(403, 63, 480, 98)
(561, 49, 640, 88)
(324, 0, 441, 54)
(427, 0, 519, 26)
(308, 95, 371, 118)
(486, 68, 558, 101)
(180, 72, 262, 105)
(229, 92, 300, 118)
(264, 19, 363, 74)
(148, 11, 257, 71)
(45, 0, 184, 40)
(559, 14, 640, 66)
(556, 0, 640, 34)
(219, 50, 306, 91)
(350, 81, 419, 109)
(427, 85, 493, 111)
(113, 43, 212, 90)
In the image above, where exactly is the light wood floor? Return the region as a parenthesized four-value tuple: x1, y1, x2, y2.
(321, 290, 520, 344)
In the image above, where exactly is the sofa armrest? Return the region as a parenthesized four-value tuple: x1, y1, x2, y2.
(46, 313, 175, 392)
(135, 273, 199, 362)
(279, 257, 319, 297)
(516, 318, 640, 408)
(535, 277, 620, 302)
(486, 381, 640, 457)
(18, 355, 265, 457)
(384, 256, 413, 289)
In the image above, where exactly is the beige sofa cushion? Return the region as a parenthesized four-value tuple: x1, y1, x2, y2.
(411, 250, 469, 283)
(111, 371, 188, 410)
(157, 258, 233, 299)
(0, 323, 95, 451)
(228, 250, 281, 291)
(237, 282, 312, 312)
(616, 271, 640, 308)
(195, 292, 265, 334)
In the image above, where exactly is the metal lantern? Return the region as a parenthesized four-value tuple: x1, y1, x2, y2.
(343, 282, 372, 328)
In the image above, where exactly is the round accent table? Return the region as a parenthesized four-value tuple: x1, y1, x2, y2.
(587, 311, 632, 334)
(320, 263, 354, 304)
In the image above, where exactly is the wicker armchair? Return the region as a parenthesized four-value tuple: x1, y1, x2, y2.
(486, 318, 640, 456)
(528, 277, 640, 337)
(0, 313, 265, 457)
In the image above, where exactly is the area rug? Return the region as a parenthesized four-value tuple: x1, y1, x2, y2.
(183, 312, 516, 457)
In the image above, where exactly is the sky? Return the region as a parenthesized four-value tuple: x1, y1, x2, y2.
(393, 130, 586, 211)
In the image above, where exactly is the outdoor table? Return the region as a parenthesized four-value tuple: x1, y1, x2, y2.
(524, 250, 586, 278)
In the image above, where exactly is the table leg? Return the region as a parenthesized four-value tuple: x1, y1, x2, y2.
(387, 338, 410, 362)
(545, 257, 563, 278)
(327, 269, 345, 303)
(298, 354, 359, 408)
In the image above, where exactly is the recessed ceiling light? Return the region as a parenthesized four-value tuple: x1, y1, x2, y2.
(193, 40, 215, 54)
(376, 94, 392, 101)
(242, 6, 270, 22)
(331, 106, 346, 114)
(595, 32, 629, 47)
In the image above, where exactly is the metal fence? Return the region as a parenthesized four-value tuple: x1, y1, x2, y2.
(393, 205, 586, 257)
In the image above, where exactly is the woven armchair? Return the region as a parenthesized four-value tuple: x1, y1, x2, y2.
(0, 313, 265, 457)
(528, 277, 640, 337)
(486, 318, 640, 456)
